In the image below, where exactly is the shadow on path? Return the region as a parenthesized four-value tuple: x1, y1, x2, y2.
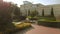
(12, 24, 60, 34)
(13, 27, 34, 34)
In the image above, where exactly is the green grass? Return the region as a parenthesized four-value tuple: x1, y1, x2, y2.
(38, 16, 60, 28)
(38, 16, 56, 21)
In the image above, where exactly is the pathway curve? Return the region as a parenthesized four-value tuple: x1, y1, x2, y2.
(14, 24, 60, 34)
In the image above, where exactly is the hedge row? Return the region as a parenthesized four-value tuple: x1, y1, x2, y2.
(38, 21, 60, 28)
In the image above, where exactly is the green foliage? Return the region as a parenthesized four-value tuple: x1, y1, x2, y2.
(13, 4, 22, 21)
(51, 7, 54, 16)
(0, 3, 16, 33)
(39, 16, 56, 21)
(30, 9, 38, 17)
(28, 10, 30, 16)
(42, 9, 44, 16)
(14, 6, 20, 16)
(38, 20, 60, 28)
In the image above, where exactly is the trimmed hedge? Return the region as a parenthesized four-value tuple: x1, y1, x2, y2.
(38, 21, 60, 28)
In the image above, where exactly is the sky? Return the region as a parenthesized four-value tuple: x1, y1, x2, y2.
(3, 0, 60, 7)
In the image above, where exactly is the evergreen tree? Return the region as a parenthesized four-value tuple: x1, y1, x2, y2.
(51, 7, 54, 16)
(42, 9, 44, 16)
(30, 9, 38, 17)
(28, 10, 30, 16)
(13, 4, 21, 21)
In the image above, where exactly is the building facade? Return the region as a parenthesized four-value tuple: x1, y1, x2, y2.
(20, 1, 44, 16)
(20, 1, 60, 21)
(43, 4, 60, 21)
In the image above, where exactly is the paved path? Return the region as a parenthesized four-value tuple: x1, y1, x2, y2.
(14, 24, 60, 34)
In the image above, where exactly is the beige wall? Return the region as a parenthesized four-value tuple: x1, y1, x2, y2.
(20, 4, 32, 16)
(37, 5, 44, 16)
(45, 4, 60, 21)
(53, 5, 60, 16)
(44, 6, 52, 16)
(53, 5, 60, 21)
(20, 2, 60, 21)
(20, 3, 44, 16)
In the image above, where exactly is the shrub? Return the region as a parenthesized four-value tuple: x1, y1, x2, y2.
(38, 21, 60, 28)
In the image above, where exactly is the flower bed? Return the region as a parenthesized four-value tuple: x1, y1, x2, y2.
(13, 22, 31, 29)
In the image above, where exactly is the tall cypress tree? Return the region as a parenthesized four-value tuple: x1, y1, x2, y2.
(51, 7, 54, 16)
(51, 7, 56, 21)
(28, 10, 30, 16)
(42, 9, 44, 16)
